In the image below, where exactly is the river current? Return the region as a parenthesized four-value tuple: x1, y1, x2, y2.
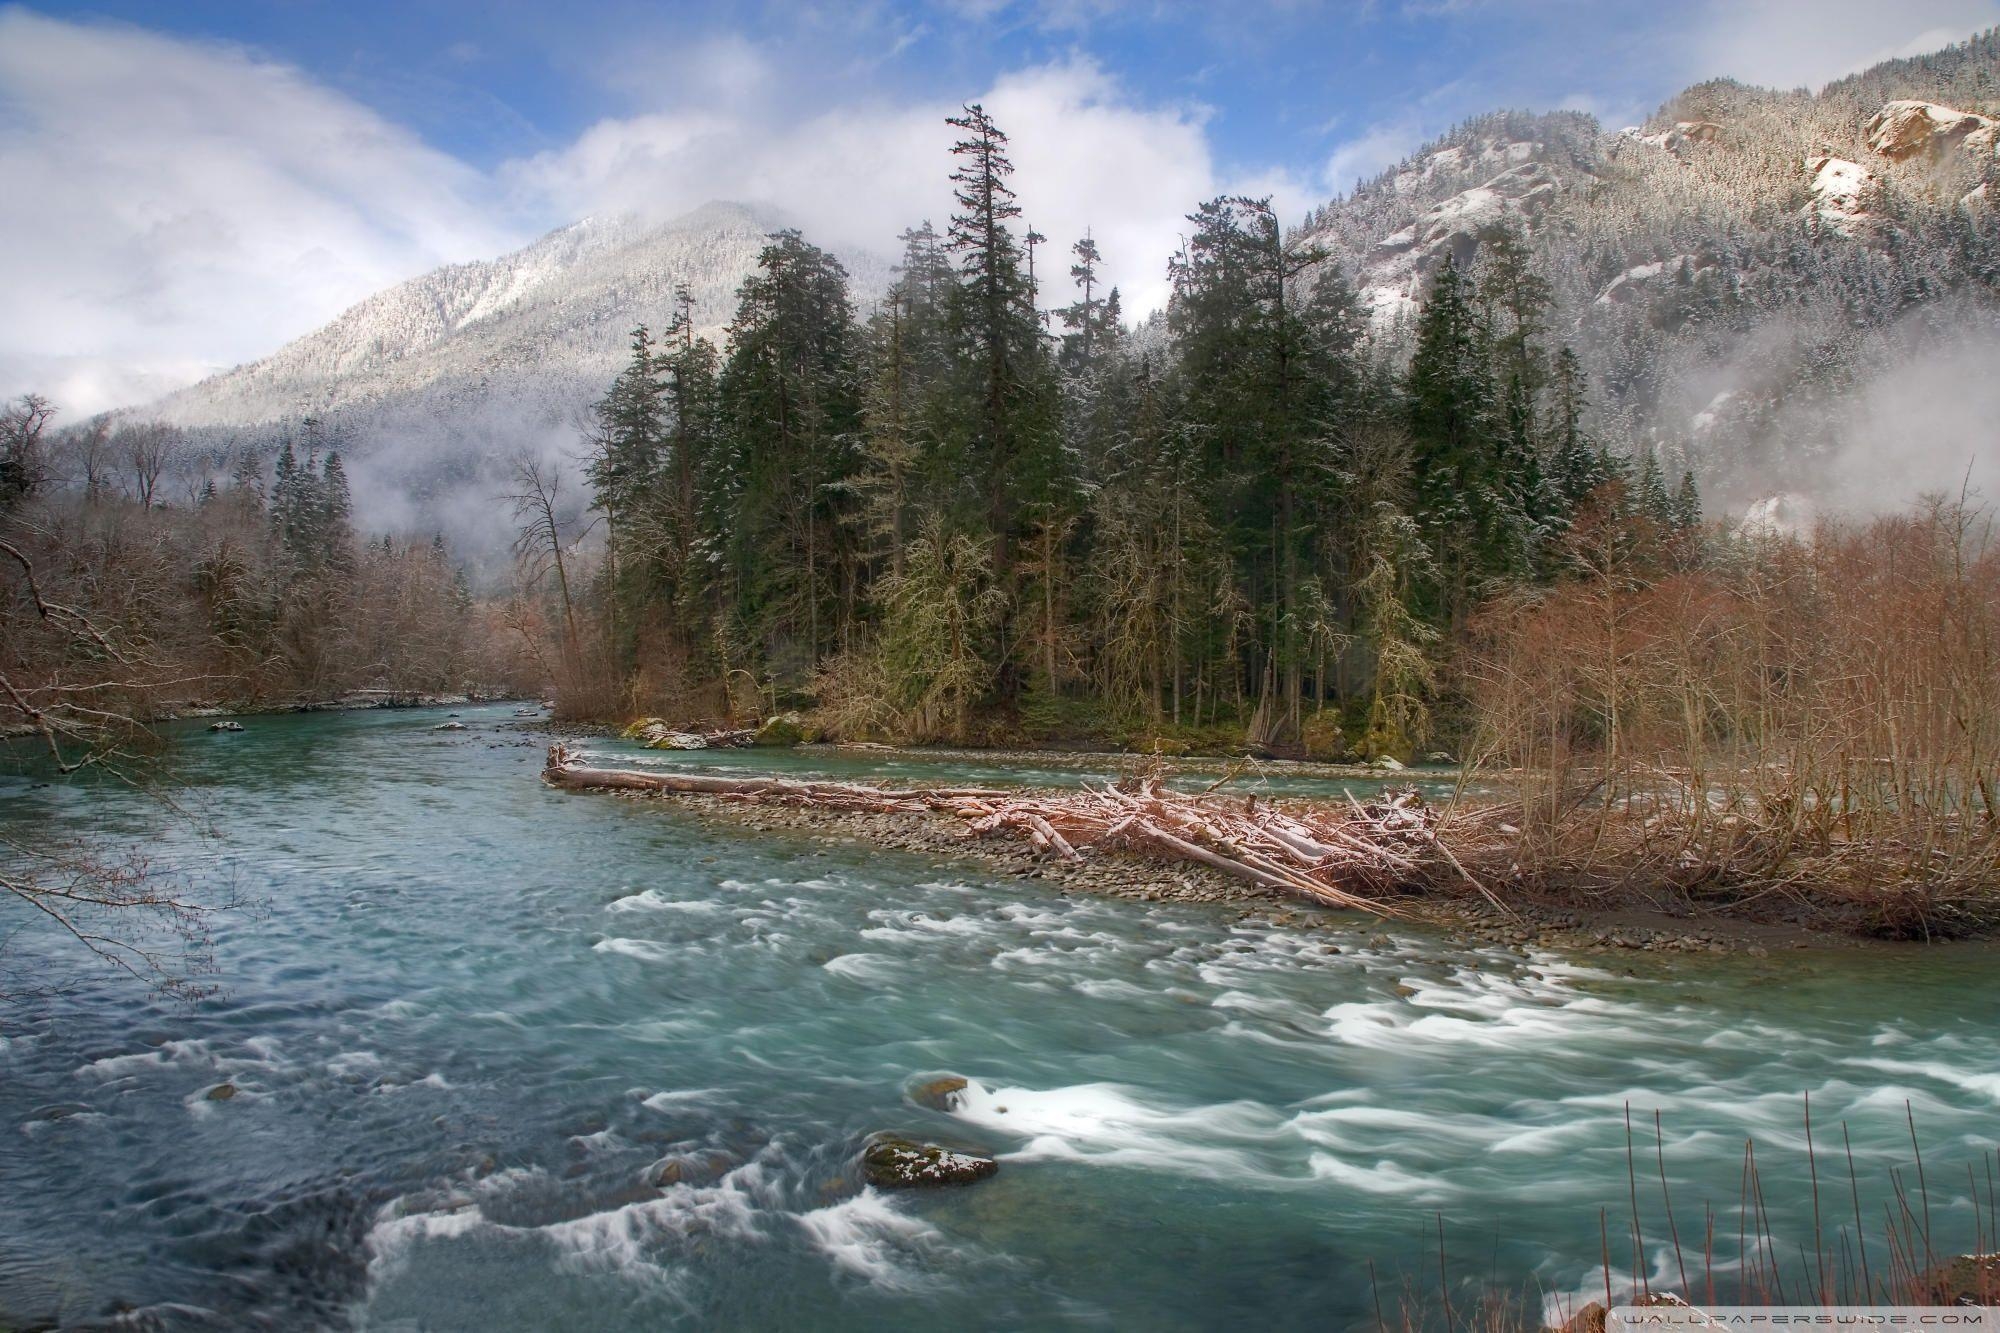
(2, 705, 1996, 1329)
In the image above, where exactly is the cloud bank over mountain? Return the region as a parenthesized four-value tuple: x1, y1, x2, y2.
(9, 0, 1997, 414)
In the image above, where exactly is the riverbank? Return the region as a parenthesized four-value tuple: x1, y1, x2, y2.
(11, 702, 1998, 1327)
(552, 769, 1859, 958)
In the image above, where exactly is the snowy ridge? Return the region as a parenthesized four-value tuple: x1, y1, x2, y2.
(142, 199, 892, 439)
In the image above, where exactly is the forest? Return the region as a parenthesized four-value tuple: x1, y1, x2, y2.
(512, 103, 1704, 762)
(1, 402, 535, 749)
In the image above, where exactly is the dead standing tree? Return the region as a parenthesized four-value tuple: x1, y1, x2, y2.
(507, 454, 588, 685)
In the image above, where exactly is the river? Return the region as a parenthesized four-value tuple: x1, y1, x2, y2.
(2, 704, 1995, 1329)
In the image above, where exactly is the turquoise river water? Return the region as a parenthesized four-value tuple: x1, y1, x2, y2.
(2, 704, 1996, 1329)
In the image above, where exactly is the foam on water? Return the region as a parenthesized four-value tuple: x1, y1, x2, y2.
(593, 937, 677, 963)
(822, 952, 903, 984)
(609, 888, 723, 915)
(950, 1078, 1289, 1180)
(795, 1189, 953, 1289)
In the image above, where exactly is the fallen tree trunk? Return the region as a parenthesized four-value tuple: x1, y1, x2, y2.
(539, 744, 1501, 919)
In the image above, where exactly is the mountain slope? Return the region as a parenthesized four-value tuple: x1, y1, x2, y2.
(140, 202, 893, 545)
(135, 32, 2000, 536)
(1299, 28, 2000, 509)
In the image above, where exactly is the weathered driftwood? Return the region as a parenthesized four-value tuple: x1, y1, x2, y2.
(541, 745, 1499, 918)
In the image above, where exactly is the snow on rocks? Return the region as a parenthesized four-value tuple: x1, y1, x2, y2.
(1620, 120, 1723, 157)
(1388, 138, 1538, 195)
(1865, 100, 1998, 162)
(860, 1136, 998, 1188)
(1594, 256, 1716, 306)
(1359, 161, 1561, 323)
(1803, 156, 1880, 237)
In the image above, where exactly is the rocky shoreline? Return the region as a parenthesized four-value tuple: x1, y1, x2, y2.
(522, 718, 1954, 954)
(584, 779, 1863, 958)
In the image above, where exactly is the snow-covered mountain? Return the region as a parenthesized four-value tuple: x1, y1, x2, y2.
(1299, 29, 2000, 509)
(132, 31, 2000, 537)
(137, 201, 892, 549)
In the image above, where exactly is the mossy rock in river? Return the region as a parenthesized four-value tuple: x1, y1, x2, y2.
(621, 717, 669, 740)
(861, 1135, 997, 1188)
(1300, 708, 1347, 762)
(752, 712, 809, 747)
(907, 1075, 969, 1112)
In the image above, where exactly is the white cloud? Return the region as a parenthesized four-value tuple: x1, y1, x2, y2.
(507, 55, 1227, 317)
(1, 13, 1249, 419)
(0, 9, 519, 414)
(1687, 0, 2000, 91)
(1322, 121, 1428, 195)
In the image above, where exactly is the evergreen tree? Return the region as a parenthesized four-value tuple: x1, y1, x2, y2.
(719, 231, 863, 675)
(1405, 254, 1499, 623)
(1057, 233, 1117, 374)
(1671, 469, 1703, 530)
(1168, 195, 1361, 745)
(1634, 446, 1674, 525)
(943, 103, 1065, 703)
(1547, 345, 1606, 510)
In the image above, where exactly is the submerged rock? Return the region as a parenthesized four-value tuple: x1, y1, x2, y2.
(908, 1075, 969, 1112)
(205, 1083, 237, 1101)
(860, 1135, 997, 1188)
(432, 721, 467, 731)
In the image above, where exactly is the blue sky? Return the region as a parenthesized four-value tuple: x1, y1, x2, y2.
(6, 0, 1998, 411)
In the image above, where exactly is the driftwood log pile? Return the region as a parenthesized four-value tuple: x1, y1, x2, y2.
(543, 745, 1504, 919)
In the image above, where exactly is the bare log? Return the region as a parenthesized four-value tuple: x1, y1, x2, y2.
(538, 745, 1502, 919)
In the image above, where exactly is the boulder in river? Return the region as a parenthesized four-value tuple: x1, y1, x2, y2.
(861, 1135, 997, 1188)
(752, 712, 809, 747)
(432, 721, 467, 731)
(1369, 755, 1405, 771)
(907, 1075, 969, 1112)
(205, 1083, 237, 1101)
(208, 720, 244, 732)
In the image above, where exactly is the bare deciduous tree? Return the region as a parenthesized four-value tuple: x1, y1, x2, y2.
(1, 534, 224, 1006)
(1, 393, 56, 513)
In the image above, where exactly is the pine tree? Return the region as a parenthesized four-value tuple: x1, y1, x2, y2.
(719, 230, 863, 673)
(1635, 447, 1673, 525)
(319, 451, 356, 576)
(1405, 254, 1498, 623)
(1547, 345, 1606, 510)
(1057, 233, 1116, 374)
(943, 104, 1064, 704)
(1671, 469, 1702, 530)
(1167, 194, 1359, 745)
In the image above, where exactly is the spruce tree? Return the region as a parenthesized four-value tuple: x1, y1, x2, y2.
(719, 230, 863, 673)
(1635, 447, 1673, 525)
(1547, 345, 1605, 510)
(943, 103, 1064, 704)
(1671, 469, 1703, 530)
(1405, 254, 1497, 623)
